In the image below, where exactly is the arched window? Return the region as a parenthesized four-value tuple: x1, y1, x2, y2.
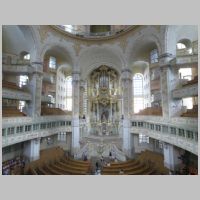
(176, 39, 192, 54)
(66, 76, 72, 111)
(133, 73, 144, 113)
(150, 49, 158, 64)
(49, 56, 56, 69)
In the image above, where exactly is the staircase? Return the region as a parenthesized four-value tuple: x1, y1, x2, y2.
(76, 138, 126, 162)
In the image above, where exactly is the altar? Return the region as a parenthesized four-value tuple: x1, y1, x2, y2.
(88, 65, 121, 137)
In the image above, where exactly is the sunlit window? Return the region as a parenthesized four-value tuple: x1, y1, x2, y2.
(177, 43, 186, 49)
(49, 56, 56, 69)
(182, 97, 193, 109)
(139, 134, 149, 144)
(18, 101, 25, 112)
(63, 25, 75, 33)
(66, 76, 72, 111)
(179, 68, 192, 80)
(150, 49, 158, 64)
(19, 75, 29, 87)
(133, 73, 144, 113)
(23, 53, 30, 60)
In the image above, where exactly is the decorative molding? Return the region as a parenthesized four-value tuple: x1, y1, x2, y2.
(131, 127, 198, 155)
(2, 115, 72, 127)
(2, 88, 32, 101)
(172, 84, 198, 99)
(2, 126, 72, 147)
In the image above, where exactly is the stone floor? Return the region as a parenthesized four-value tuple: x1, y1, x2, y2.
(90, 156, 113, 174)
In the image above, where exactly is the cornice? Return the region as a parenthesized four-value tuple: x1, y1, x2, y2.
(50, 25, 140, 42)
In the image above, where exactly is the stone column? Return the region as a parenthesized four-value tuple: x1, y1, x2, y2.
(71, 71, 80, 155)
(26, 62, 43, 117)
(23, 138, 40, 162)
(121, 68, 134, 158)
(159, 53, 182, 119)
(79, 80, 85, 118)
(163, 143, 184, 172)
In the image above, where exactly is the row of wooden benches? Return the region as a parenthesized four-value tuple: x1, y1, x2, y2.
(182, 76, 198, 87)
(101, 159, 156, 175)
(27, 157, 91, 175)
(181, 105, 198, 118)
(2, 107, 26, 117)
(41, 107, 68, 116)
(136, 107, 163, 116)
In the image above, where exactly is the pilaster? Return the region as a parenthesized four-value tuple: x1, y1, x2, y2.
(159, 53, 182, 118)
(71, 71, 81, 154)
(121, 68, 133, 158)
(26, 62, 43, 117)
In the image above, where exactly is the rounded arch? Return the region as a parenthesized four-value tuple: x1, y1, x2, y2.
(2, 25, 38, 60)
(57, 64, 72, 76)
(78, 45, 126, 80)
(131, 61, 149, 75)
(126, 28, 162, 66)
(39, 43, 75, 67)
(164, 25, 198, 55)
(177, 38, 192, 49)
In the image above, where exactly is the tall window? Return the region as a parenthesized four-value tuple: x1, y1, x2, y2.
(150, 49, 158, 64)
(19, 75, 29, 87)
(49, 56, 56, 69)
(66, 76, 72, 111)
(133, 73, 144, 113)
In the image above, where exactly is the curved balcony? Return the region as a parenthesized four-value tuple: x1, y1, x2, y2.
(2, 88, 32, 101)
(172, 83, 198, 99)
(53, 25, 136, 40)
(2, 64, 33, 75)
(2, 115, 72, 147)
(131, 116, 198, 155)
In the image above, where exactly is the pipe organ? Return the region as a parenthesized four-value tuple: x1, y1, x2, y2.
(88, 65, 121, 136)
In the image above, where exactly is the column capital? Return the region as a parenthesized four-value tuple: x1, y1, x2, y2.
(72, 71, 80, 82)
(158, 53, 175, 68)
(31, 61, 43, 75)
(80, 80, 86, 88)
(121, 68, 132, 80)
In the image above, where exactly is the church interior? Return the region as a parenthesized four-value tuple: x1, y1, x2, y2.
(1, 25, 198, 175)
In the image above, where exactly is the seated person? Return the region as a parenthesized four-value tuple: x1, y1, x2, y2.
(119, 169, 124, 174)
